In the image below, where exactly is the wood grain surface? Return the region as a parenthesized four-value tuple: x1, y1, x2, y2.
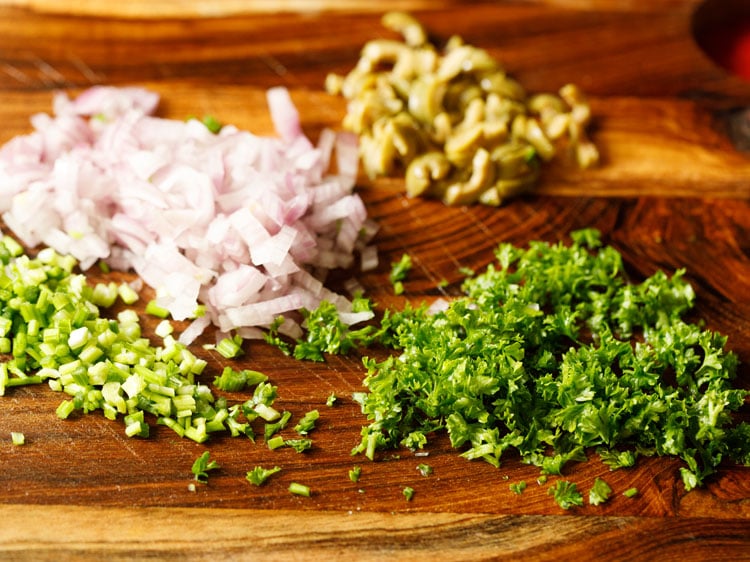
(0, 1, 749, 560)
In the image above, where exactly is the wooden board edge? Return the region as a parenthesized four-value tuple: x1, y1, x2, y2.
(0, 504, 748, 561)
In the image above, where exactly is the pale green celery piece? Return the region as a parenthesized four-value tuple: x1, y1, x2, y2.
(0, 363, 7, 396)
(267, 435, 285, 450)
(87, 362, 109, 386)
(101, 381, 127, 414)
(145, 300, 170, 319)
(155, 320, 173, 338)
(294, 409, 319, 435)
(79, 344, 104, 365)
(216, 336, 243, 359)
(284, 438, 313, 453)
(158, 417, 186, 438)
(288, 482, 311, 497)
(91, 282, 118, 307)
(2, 236, 23, 257)
(67, 326, 90, 351)
(56, 399, 75, 419)
(184, 422, 207, 443)
(117, 283, 139, 305)
(254, 403, 281, 422)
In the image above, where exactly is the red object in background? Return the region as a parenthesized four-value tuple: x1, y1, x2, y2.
(699, 19, 750, 80)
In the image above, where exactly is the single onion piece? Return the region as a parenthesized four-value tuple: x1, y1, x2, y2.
(178, 314, 212, 346)
(360, 244, 379, 272)
(0, 85, 376, 343)
(266, 87, 303, 143)
(427, 298, 450, 315)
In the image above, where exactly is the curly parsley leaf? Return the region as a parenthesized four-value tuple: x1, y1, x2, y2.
(264, 316, 292, 355)
(549, 480, 584, 510)
(246, 465, 281, 486)
(191, 450, 220, 484)
(588, 477, 612, 506)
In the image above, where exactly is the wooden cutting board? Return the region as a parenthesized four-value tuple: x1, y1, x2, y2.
(0, 1, 749, 559)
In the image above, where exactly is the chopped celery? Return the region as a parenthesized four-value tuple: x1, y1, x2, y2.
(117, 283, 139, 305)
(215, 336, 243, 359)
(288, 482, 311, 497)
(284, 438, 313, 453)
(145, 300, 170, 319)
(267, 435, 285, 450)
(294, 409, 319, 435)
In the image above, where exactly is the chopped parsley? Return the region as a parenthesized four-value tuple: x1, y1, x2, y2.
(349, 465, 362, 482)
(201, 115, 222, 134)
(510, 481, 527, 495)
(417, 463, 433, 477)
(246, 465, 281, 486)
(598, 448, 637, 470)
(549, 480, 583, 510)
(191, 451, 220, 483)
(402, 486, 415, 501)
(292, 301, 374, 362)
(390, 253, 413, 295)
(588, 477, 612, 506)
(330, 229, 749, 490)
(263, 316, 292, 355)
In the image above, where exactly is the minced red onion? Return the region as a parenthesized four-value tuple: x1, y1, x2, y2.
(0, 85, 377, 344)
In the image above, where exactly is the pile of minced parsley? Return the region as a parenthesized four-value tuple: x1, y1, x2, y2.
(289, 228, 750, 492)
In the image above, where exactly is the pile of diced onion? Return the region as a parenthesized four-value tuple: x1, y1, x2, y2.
(0, 86, 377, 344)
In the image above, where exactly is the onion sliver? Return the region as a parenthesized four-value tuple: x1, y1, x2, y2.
(0, 85, 377, 344)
